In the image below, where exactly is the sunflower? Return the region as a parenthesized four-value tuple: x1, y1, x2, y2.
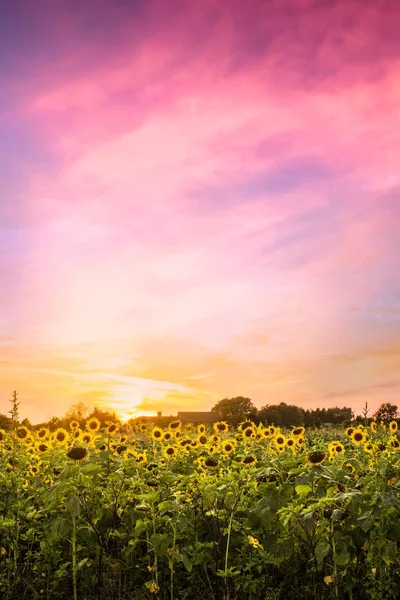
(174, 431, 181, 439)
(134, 452, 147, 464)
(292, 427, 305, 437)
(389, 421, 398, 434)
(139, 423, 148, 433)
(363, 442, 374, 454)
(376, 441, 387, 451)
(370, 421, 377, 433)
(261, 428, 271, 439)
(0, 429, 6, 444)
(54, 428, 69, 445)
(37, 442, 50, 453)
(242, 427, 256, 440)
(191, 440, 198, 448)
(163, 431, 173, 442)
(274, 434, 287, 447)
(213, 421, 229, 434)
(345, 463, 355, 474)
(151, 427, 163, 441)
(72, 428, 82, 439)
(119, 435, 128, 444)
(28, 464, 40, 476)
(169, 420, 182, 431)
(36, 428, 50, 440)
(286, 438, 296, 451)
(390, 438, 400, 450)
(222, 439, 236, 454)
(81, 432, 94, 445)
(351, 430, 366, 446)
(204, 456, 219, 470)
(328, 441, 345, 457)
(16, 427, 29, 441)
(69, 420, 80, 431)
(239, 421, 254, 431)
(198, 434, 208, 445)
(86, 417, 101, 433)
(307, 451, 326, 466)
(106, 422, 119, 435)
(67, 446, 88, 461)
(197, 424, 206, 435)
(164, 445, 177, 459)
(346, 427, 355, 437)
(241, 455, 257, 467)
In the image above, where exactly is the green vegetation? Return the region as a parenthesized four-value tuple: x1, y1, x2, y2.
(1, 393, 400, 599)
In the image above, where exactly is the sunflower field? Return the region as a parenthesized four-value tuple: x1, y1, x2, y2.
(1, 417, 400, 600)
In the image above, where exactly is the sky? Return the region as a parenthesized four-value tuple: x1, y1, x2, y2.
(1, 0, 399, 423)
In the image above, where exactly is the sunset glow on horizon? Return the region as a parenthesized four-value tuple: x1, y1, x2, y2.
(1, 0, 400, 423)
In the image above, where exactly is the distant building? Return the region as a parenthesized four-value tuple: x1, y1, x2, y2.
(177, 411, 220, 424)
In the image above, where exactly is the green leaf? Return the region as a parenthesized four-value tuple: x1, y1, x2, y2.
(295, 484, 312, 496)
(181, 554, 193, 572)
(315, 540, 330, 566)
(66, 495, 80, 517)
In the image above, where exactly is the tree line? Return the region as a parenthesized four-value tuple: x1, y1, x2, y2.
(210, 396, 399, 427)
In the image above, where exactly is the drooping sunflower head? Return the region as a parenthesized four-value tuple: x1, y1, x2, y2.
(351, 430, 366, 445)
(151, 427, 163, 441)
(86, 418, 101, 433)
(54, 428, 69, 445)
(169, 420, 182, 431)
(241, 455, 257, 467)
(389, 421, 398, 433)
(69, 420, 80, 431)
(164, 445, 177, 459)
(204, 456, 219, 470)
(213, 421, 229, 434)
(370, 421, 377, 433)
(307, 451, 326, 466)
(197, 424, 206, 435)
(67, 446, 88, 461)
(116, 445, 127, 455)
(37, 428, 49, 440)
(345, 463, 355, 474)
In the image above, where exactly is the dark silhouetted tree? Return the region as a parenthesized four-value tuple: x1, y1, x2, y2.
(373, 402, 398, 424)
(211, 396, 256, 426)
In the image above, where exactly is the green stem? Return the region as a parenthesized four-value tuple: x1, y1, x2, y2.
(72, 514, 78, 600)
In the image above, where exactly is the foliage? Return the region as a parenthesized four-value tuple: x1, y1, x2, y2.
(211, 396, 256, 425)
(259, 402, 304, 426)
(0, 405, 400, 599)
(373, 402, 399, 424)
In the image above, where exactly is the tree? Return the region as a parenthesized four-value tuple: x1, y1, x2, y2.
(64, 402, 89, 421)
(373, 402, 399, 424)
(211, 396, 256, 426)
(258, 403, 304, 427)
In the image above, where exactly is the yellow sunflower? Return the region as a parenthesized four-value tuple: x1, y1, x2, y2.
(151, 427, 163, 441)
(37, 442, 50, 454)
(168, 420, 182, 431)
(346, 427, 355, 437)
(53, 428, 69, 446)
(241, 455, 257, 467)
(213, 421, 229, 434)
(351, 430, 366, 446)
(36, 427, 50, 441)
(203, 456, 219, 470)
(242, 427, 256, 440)
(222, 439, 236, 454)
(198, 434, 208, 445)
(389, 421, 398, 434)
(16, 427, 29, 442)
(81, 432, 94, 445)
(164, 445, 177, 459)
(370, 421, 377, 433)
(0, 429, 6, 444)
(86, 417, 101, 433)
(106, 422, 119, 436)
(69, 420, 80, 431)
(274, 434, 287, 448)
(328, 441, 345, 457)
(390, 438, 400, 450)
(363, 442, 374, 454)
(197, 424, 206, 435)
(163, 431, 173, 442)
(292, 427, 305, 437)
